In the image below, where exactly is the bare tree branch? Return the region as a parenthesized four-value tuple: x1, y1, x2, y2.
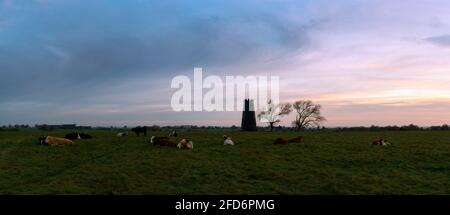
(258, 99, 292, 131)
(292, 100, 326, 131)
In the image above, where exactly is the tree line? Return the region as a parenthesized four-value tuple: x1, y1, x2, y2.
(258, 99, 326, 131)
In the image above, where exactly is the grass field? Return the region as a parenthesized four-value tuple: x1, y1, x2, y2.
(1, 130, 450, 194)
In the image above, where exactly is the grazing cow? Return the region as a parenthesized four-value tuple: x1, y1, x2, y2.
(372, 139, 391, 146)
(64, 132, 92, 140)
(177, 138, 194, 150)
(39, 136, 74, 146)
(273, 136, 304, 145)
(169, 130, 178, 137)
(150, 136, 177, 147)
(117, 132, 129, 137)
(132, 126, 147, 136)
(223, 135, 234, 146)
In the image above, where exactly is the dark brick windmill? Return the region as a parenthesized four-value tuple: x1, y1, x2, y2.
(241, 99, 257, 131)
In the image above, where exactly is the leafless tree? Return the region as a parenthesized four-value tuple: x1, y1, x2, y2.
(292, 100, 326, 131)
(258, 100, 292, 131)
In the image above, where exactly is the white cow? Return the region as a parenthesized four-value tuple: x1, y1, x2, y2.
(223, 135, 234, 146)
(117, 132, 129, 137)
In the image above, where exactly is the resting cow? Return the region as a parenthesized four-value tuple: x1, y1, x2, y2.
(372, 139, 391, 146)
(64, 132, 80, 140)
(273, 138, 288, 145)
(288, 136, 304, 143)
(39, 136, 74, 146)
(132, 126, 147, 136)
(117, 132, 129, 137)
(79, 133, 92, 139)
(223, 135, 234, 146)
(177, 139, 194, 150)
(150, 136, 177, 147)
(64, 132, 92, 140)
(273, 136, 304, 145)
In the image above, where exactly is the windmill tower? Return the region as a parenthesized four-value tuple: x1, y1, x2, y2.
(241, 99, 257, 131)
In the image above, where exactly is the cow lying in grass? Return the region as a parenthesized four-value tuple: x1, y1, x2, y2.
(288, 136, 304, 143)
(223, 135, 234, 146)
(372, 139, 391, 146)
(64, 132, 93, 140)
(150, 136, 177, 147)
(273, 136, 304, 145)
(273, 138, 288, 145)
(150, 136, 193, 150)
(117, 132, 129, 137)
(39, 136, 74, 146)
(177, 138, 194, 150)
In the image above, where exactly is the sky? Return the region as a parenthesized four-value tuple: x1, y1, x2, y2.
(1, 0, 450, 127)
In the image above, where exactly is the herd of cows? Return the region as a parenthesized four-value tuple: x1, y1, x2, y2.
(37, 126, 392, 148)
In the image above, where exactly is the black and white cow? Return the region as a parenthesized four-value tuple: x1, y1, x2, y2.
(169, 130, 178, 137)
(64, 132, 93, 140)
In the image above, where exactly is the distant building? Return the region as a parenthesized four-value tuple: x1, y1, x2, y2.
(241, 99, 257, 131)
(35, 124, 77, 130)
(76, 126, 92, 130)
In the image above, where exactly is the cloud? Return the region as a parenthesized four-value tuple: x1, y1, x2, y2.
(0, 0, 320, 126)
(1, 0, 12, 7)
(2, 0, 450, 126)
(426, 35, 450, 48)
(0, 1, 315, 105)
(0, 19, 10, 30)
(44, 45, 70, 61)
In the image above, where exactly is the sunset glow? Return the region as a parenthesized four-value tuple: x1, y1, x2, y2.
(1, 0, 450, 126)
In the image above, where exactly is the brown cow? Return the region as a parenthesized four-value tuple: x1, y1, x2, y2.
(39, 136, 74, 146)
(273, 136, 304, 145)
(273, 138, 288, 145)
(287, 136, 304, 143)
(150, 136, 177, 147)
(177, 138, 194, 150)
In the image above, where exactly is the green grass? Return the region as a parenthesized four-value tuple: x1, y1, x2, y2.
(1, 130, 450, 194)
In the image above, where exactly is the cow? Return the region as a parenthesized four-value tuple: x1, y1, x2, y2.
(79, 133, 93, 139)
(169, 130, 178, 137)
(273, 138, 288, 145)
(223, 135, 234, 146)
(372, 139, 391, 146)
(150, 136, 177, 147)
(131, 126, 147, 136)
(273, 136, 304, 145)
(287, 136, 304, 143)
(64, 132, 92, 140)
(64, 132, 81, 140)
(117, 132, 129, 137)
(177, 138, 194, 150)
(39, 136, 74, 146)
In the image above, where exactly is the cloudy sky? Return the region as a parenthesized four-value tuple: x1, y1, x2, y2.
(1, 0, 450, 127)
